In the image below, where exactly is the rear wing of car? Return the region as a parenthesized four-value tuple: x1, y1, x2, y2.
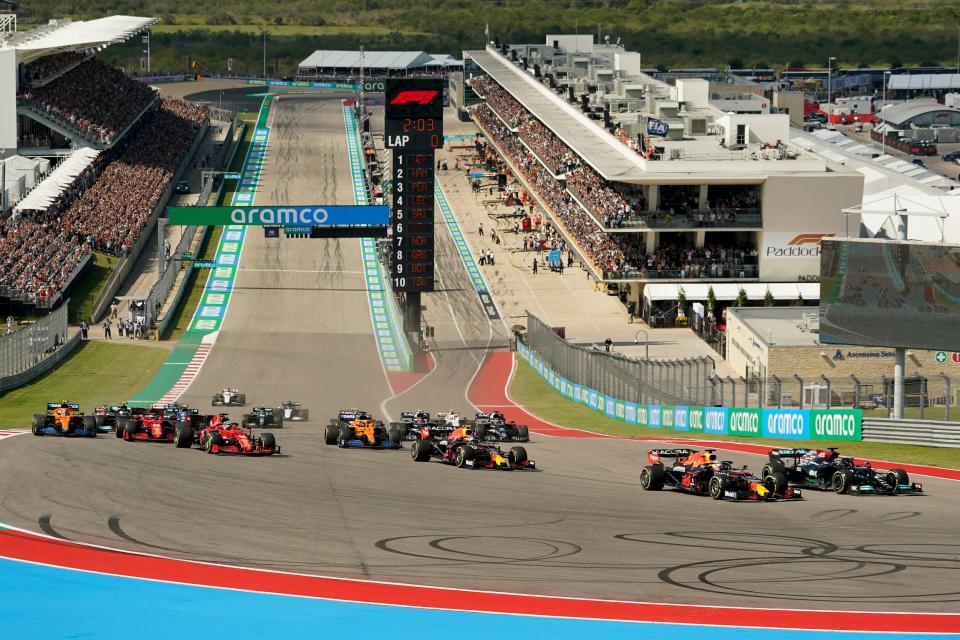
(768, 448, 809, 461)
(47, 402, 80, 410)
(648, 448, 694, 464)
(339, 410, 370, 420)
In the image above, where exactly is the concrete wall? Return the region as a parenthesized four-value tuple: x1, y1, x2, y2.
(725, 309, 770, 378)
(759, 172, 863, 280)
(0, 49, 17, 153)
(773, 91, 805, 127)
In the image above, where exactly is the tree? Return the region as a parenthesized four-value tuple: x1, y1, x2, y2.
(735, 287, 747, 308)
(727, 58, 744, 70)
(677, 286, 687, 315)
(706, 286, 716, 318)
(764, 287, 775, 307)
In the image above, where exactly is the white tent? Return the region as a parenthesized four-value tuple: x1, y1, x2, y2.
(14, 148, 100, 214)
(643, 282, 819, 303)
(3, 155, 42, 188)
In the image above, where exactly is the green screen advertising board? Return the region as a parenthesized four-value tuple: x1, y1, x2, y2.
(168, 205, 389, 227)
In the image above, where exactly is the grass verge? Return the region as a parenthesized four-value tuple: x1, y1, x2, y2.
(0, 342, 168, 428)
(67, 253, 120, 323)
(161, 225, 222, 342)
(511, 360, 960, 469)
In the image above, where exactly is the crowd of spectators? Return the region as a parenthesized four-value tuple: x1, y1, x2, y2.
(22, 52, 87, 85)
(469, 76, 527, 128)
(0, 98, 208, 302)
(517, 119, 580, 175)
(473, 100, 758, 279)
(18, 58, 157, 145)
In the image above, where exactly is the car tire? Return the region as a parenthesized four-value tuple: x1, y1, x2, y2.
(32, 423, 44, 436)
(276, 417, 284, 429)
(241, 414, 252, 427)
(455, 445, 475, 468)
(258, 433, 276, 451)
(516, 426, 529, 442)
(238, 394, 246, 406)
(95, 415, 107, 428)
(388, 427, 402, 445)
(174, 422, 194, 448)
(832, 469, 854, 494)
(411, 439, 433, 462)
(32, 415, 45, 432)
(708, 475, 726, 500)
(337, 426, 352, 447)
(204, 431, 223, 454)
(640, 464, 665, 490)
(116, 418, 129, 439)
(324, 424, 338, 445)
(508, 446, 527, 466)
(767, 471, 788, 494)
(83, 416, 98, 437)
(474, 424, 487, 440)
(888, 468, 909, 492)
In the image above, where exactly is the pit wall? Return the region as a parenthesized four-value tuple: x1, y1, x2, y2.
(517, 343, 862, 441)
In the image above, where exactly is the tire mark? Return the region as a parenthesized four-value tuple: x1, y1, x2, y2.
(38, 514, 69, 540)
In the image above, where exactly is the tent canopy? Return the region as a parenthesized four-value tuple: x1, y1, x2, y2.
(643, 282, 818, 302)
(14, 148, 100, 214)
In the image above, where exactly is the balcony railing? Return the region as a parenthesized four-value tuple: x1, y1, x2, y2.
(603, 263, 759, 281)
(568, 185, 761, 230)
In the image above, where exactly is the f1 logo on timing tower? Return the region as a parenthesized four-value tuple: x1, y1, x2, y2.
(390, 90, 438, 105)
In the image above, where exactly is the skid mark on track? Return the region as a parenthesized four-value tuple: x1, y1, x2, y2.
(37, 515, 68, 540)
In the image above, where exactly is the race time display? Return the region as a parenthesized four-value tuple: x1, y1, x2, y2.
(385, 78, 443, 293)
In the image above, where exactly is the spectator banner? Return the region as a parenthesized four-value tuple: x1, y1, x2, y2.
(646, 117, 669, 137)
(168, 205, 389, 227)
(517, 343, 862, 441)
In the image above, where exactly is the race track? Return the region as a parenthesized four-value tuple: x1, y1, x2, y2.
(1, 95, 958, 613)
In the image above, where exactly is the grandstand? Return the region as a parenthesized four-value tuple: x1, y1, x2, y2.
(0, 15, 209, 310)
(457, 38, 864, 314)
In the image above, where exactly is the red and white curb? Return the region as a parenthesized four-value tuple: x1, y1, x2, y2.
(153, 342, 213, 407)
(0, 429, 25, 440)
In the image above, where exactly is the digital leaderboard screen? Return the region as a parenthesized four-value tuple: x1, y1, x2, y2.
(385, 78, 443, 293)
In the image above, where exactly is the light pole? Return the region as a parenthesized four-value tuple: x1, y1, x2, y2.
(881, 70, 891, 155)
(827, 56, 836, 126)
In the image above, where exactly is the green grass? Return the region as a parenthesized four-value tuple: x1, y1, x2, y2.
(0, 342, 168, 428)
(511, 360, 960, 469)
(161, 226, 222, 342)
(863, 407, 959, 422)
(67, 253, 120, 324)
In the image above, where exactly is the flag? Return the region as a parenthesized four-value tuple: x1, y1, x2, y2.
(485, 23, 490, 40)
(646, 117, 669, 137)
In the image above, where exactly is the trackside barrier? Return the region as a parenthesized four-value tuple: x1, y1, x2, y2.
(517, 342, 863, 441)
(862, 418, 960, 448)
(0, 303, 79, 392)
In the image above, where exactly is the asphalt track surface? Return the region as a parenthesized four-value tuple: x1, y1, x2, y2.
(1, 95, 959, 613)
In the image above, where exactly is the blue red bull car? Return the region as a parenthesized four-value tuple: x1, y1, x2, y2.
(410, 427, 535, 470)
(640, 448, 800, 501)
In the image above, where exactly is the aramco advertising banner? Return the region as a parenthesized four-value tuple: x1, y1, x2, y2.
(517, 343, 862, 441)
(168, 206, 389, 227)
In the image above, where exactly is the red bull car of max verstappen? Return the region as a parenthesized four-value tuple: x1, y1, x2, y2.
(640, 448, 801, 501)
(410, 427, 535, 470)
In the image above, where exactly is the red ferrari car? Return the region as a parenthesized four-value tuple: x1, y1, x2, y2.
(118, 409, 175, 442)
(194, 420, 279, 456)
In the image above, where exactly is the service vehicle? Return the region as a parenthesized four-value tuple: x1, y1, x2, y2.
(32, 403, 97, 437)
(175, 180, 191, 194)
(211, 387, 246, 407)
(325, 409, 401, 448)
(410, 427, 535, 470)
(762, 448, 922, 495)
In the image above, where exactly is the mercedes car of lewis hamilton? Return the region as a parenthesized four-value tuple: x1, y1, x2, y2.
(640, 448, 801, 501)
(32, 403, 98, 437)
(762, 448, 923, 495)
(410, 426, 535, 470)
(242, 406, 284, 428)
(325, 409, 402, 449)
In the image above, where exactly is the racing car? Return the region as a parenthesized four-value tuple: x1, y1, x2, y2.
(390, 410, 440, 440)
(211, 387, 245, 407)
(118, 407, 178, 443)
(194, 420, 279, 456)
(471, 411, 529, 442)
(762, 448, 922, 495)
(278, 400, 309, 422)
(640, 448, 798, 501)
(410, 427, 535, 470)
(242, 406, 284, 428)
(32, 403, 97, 437)
(325, 409, 401, 448)
(92, 404, 154, 432)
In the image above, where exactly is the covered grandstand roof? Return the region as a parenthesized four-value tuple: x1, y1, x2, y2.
(467, 47, 644, 182)
(14, 147, 100, 213)
(887, 73, 960, 91)
(298, 50, 459, 71)
(643, 282, 819, 302)
(9, 16, 157, 64)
